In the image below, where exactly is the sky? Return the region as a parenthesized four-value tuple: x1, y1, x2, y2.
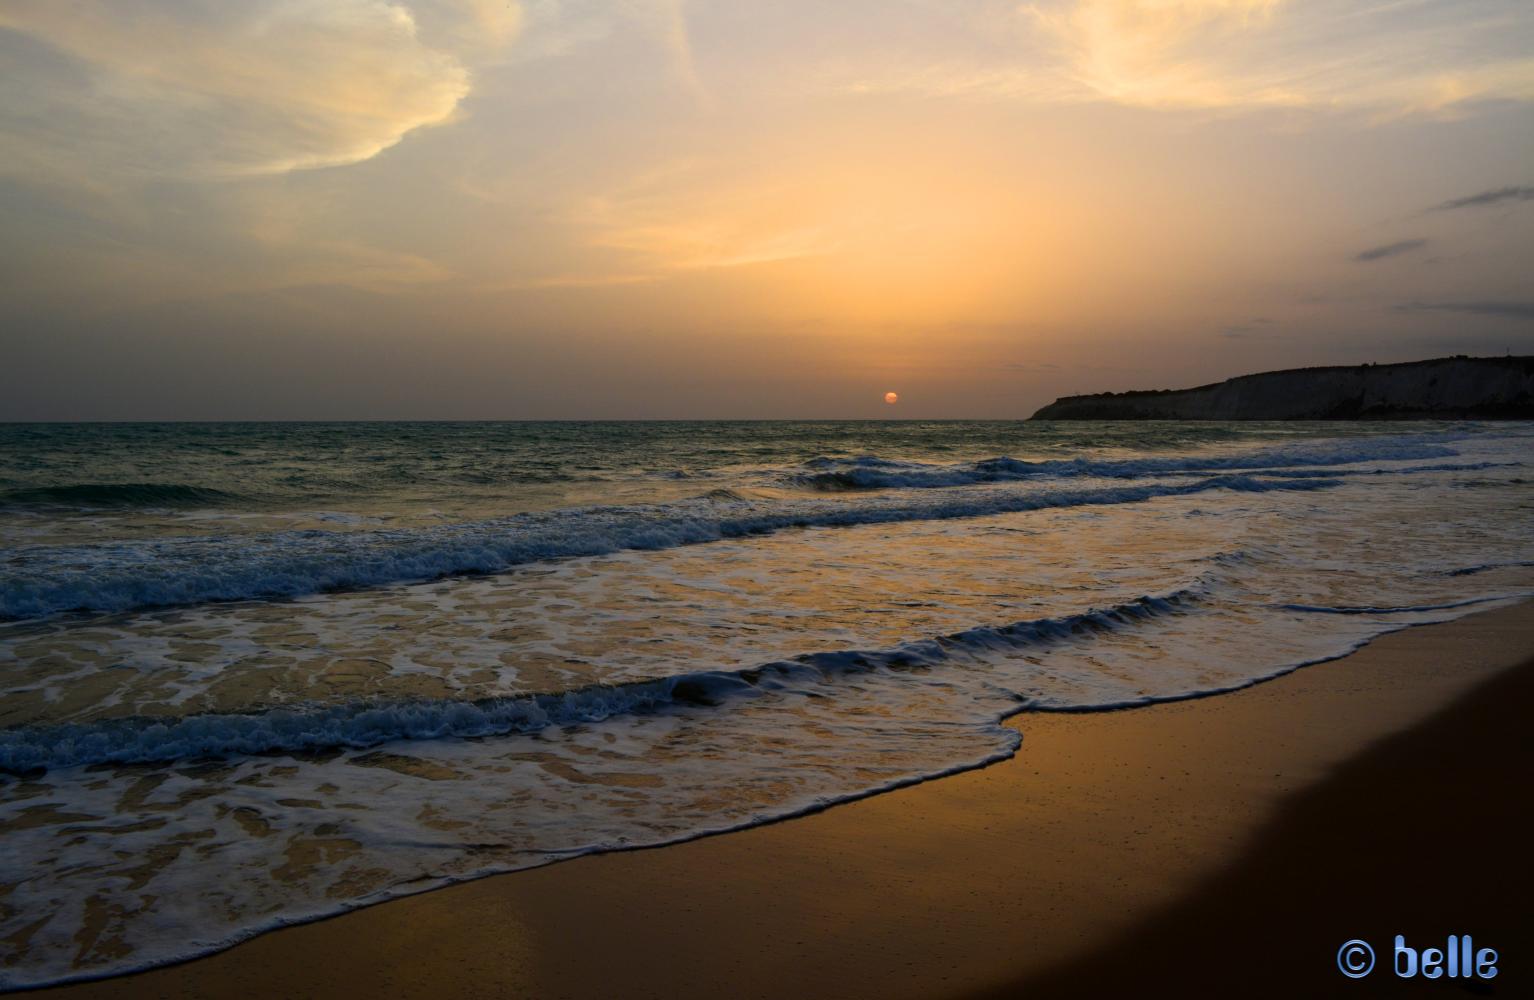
(1, 0, 1531, 419)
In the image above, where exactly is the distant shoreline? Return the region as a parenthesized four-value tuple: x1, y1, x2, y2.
(1032, 355, 1534, 420)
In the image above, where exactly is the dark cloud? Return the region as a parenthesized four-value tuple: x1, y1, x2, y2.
(1398, 301, 1534, 320)
(1431, 186, 1534, 211)
(1353, 238, 1427, 262)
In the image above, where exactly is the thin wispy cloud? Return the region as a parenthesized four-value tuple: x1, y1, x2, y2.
(1024, 0, 1287, 109)
(842, 1, 1534, 117)
(1354, 239, 1427, 263)
(571, 165, 839, 277)
(656, 0, 712, 111)
(587, 213, 836, 272)
(1430, 186, 1534, 211)
(1398, 301, 1534, 320)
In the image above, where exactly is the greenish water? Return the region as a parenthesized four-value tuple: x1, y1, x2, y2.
(1, 420, 1531, 987)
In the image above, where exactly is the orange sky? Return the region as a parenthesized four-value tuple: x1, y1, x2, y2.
(1, 1, 1531, 418)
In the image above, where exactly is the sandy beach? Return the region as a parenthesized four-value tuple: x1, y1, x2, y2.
(37, 599, 1533, 999)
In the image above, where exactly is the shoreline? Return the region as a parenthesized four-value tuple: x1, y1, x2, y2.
(36, 599, 1534, 999)
(982, 611, 1534, 998)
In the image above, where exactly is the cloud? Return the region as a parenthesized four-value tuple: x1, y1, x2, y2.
(1398, 301, 1534, 320)
(570, 162, 840, 276)
(1431, 186, 1534, 211)
(1354, 238, 1427, 263)
(0, 1, 520, 179)
(1043, 0, 1534, 113)
(653, 0, 712, 110)
(1218, 317, 1276, 338)
(1025, 0, 1286, 109)
(589, 213, 835, 272)
(848, 1, 1534, 116)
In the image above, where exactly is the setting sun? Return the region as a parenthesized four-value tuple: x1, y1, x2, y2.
(884, 391, 899, 405)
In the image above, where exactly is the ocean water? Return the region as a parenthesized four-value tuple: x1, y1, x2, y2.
(1, 420, 1532, 987)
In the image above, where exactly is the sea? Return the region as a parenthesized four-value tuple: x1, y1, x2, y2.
(2, 420, 1532, 987)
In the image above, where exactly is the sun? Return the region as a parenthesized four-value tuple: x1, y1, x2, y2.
(884, 391, 899, 405)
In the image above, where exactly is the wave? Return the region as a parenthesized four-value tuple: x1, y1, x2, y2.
(1279, 596, 1507, 615)
(0, 474, 1335, 621)
(790, 438, 1466, 491)
(1235, 462, 1513, 480)
(0, 482, 250, 511)
(0, 589, 1199, 774)
(1444, 560, 1534, 578)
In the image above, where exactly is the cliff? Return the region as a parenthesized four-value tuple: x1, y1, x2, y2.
(1029, 356, 1534, 420)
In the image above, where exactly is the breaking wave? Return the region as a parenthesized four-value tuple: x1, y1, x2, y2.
(0, 474, 1336, 621)
(0, 589, 1200, 774)
(789, 437, 1465, 491)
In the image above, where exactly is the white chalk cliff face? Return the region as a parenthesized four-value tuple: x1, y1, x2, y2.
(1031, 357, 1534, 420)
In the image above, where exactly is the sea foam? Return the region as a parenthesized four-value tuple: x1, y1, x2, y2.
(788, 437, 1467, 490)
(0, 474, 1335, 620)
(0, 589, 1199, 773)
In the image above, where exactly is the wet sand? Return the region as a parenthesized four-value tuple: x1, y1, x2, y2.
(41, 600, 1534, 999)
